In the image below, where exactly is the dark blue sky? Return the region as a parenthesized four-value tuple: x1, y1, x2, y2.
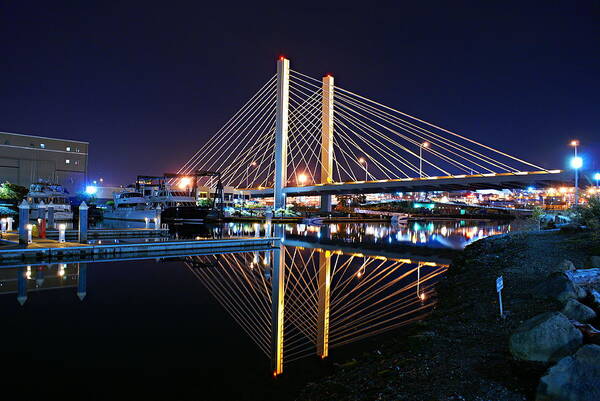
(1, 1, 599, 185)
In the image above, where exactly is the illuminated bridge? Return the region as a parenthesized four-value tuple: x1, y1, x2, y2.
(176, 58, 569, 209)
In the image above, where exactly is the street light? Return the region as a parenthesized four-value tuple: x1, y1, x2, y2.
(358, 157, 368, 180)
(570, 139, 581, 206)
(246, 161, 257, 188)
(419, 142, 429, 178)
(571, 156, 583, 206)
(594, 172, 600, 188)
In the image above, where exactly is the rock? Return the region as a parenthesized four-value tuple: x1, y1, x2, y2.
(562, 299, 596, 322)
(570, 321, 600, 343)
(590, 289, 600, 310)
(556, 259, 575, 272)
(533, 272, 577, 303)
(591, 256, 600, 268)
(575, 285, 587, 300)
(567, 268, 600, 286)
(510, 312, 583, 362)
(536, 344, 600, 401)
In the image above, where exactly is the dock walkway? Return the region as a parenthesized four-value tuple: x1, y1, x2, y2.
(0, 230, 278, 264)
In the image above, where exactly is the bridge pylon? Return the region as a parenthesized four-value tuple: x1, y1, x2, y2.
(320, 74, 334, 212)
(274, 57, 290, 210)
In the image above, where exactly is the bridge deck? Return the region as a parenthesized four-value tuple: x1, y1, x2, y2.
(245, 170, 570, 197)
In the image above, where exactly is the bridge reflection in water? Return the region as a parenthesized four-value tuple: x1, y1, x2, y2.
(0, 240, 448, 377)
(185, 243, 448, 376)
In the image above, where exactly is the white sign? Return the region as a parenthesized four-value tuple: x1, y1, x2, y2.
(496, 276, 504, 317)
(496, 276, 504, 292)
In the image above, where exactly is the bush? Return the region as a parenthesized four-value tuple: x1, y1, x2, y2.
(0, 182, 28, 202)
(578, 196, 600, 233)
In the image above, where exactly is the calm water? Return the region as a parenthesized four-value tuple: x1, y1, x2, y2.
(0, 220, 510, 400)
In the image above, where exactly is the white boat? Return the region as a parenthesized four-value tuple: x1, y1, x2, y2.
(390, 213, 410, 224)
(103, 190, 158, 222)
(27, 182, 73, 221)
(145, 185, 212, 224)
(302, 217, 324, 226)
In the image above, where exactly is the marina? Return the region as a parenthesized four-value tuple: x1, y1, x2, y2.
(1, 4, 598, 400)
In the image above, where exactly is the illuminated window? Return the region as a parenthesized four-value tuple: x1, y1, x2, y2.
(40, 143, 45, 149)
(65, 159, 70, 164)
(66, 146, 71, 151)
(75, 161, 79, 165)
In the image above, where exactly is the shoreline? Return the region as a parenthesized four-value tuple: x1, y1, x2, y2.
(299, 229, 599, 401)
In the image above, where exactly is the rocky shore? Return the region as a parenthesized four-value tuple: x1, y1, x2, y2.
(299, 229, 600, 401)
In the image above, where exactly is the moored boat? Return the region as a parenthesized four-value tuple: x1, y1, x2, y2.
(27, 182, 73, 221)
(103, 189, 158, 222)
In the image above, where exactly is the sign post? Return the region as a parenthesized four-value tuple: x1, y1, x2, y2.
(496, 276, 504, 317)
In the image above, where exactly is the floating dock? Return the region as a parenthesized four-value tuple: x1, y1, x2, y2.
(0, 230, 279, 264)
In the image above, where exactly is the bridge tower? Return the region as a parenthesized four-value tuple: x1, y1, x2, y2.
(273, 57, 290, 210)
(320, 75, 334, 212)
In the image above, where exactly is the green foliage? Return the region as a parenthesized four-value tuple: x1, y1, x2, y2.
(579, 195, 600, 233)
(0, 182, 28, 201)
(197, 198, 213, 207)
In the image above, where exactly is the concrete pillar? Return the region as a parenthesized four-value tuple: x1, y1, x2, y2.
(317, 250, 332, 358)
(79, 201, 88, 243)
(155, 206, 162, 229)
(271, 243, 285, 376)
(18, 200, 29, 245)
(47, 202, 55, 229)
(273, 57, 290, 210)
(77, 263, 87, 301)
(17, 267, 27, 306)
(320, 75, 334, 212)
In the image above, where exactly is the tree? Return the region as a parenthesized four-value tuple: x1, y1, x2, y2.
(0, 182, 28, 202)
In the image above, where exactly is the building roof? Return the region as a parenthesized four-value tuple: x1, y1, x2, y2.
(0, 131, 89, 144)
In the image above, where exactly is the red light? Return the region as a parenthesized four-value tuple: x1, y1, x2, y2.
(279, 55, 285, 61)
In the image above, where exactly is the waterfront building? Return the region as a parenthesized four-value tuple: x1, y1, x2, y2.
(0, 131, 88, 195)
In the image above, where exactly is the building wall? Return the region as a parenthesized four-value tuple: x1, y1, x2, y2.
(0, 132, 88, 195)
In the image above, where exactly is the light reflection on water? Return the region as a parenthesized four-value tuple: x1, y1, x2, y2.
(0, 219, 508, 397)
(1, 245, 447, 376)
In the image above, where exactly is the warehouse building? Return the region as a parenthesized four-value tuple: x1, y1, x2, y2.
(0, 131, 88, 195)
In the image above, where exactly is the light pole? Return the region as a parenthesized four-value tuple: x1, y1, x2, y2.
(246, 161, 257, 188)
(419, 142, 429, 178)
(358, 157, 368, 181)
(570, 140, 581, 206)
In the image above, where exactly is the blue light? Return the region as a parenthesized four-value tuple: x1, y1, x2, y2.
(527, 186, 535, 192)
(570, 156, 583, 169)
(85, 186, 97, 195)
(594, 173, 600, 181)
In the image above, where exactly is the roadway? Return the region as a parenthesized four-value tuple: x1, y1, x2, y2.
(245, 170, 571, 197)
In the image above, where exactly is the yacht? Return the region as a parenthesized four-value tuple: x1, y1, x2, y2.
(103, 189, 158, 222)
(27, 182, 73, 220)
(145, 185, 213, 224)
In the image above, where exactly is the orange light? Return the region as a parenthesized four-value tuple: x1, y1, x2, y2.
(570, 140, 579, 147)
(422, 141, 430, 148)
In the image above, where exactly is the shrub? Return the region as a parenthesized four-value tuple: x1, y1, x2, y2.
(579, 195, 600, 233)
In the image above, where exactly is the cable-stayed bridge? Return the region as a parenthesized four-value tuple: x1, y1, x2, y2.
(177, 58, 569, 210)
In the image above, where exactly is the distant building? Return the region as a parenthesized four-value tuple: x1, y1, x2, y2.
(0, 132, 88, 195)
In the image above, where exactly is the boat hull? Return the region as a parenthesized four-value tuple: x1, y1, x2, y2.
(161, 206, 213, 224)
(103, 209, 158, 222)
(30, 209, 73, 221)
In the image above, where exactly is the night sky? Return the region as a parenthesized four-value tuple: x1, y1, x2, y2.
(2, 1, 599, 185)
